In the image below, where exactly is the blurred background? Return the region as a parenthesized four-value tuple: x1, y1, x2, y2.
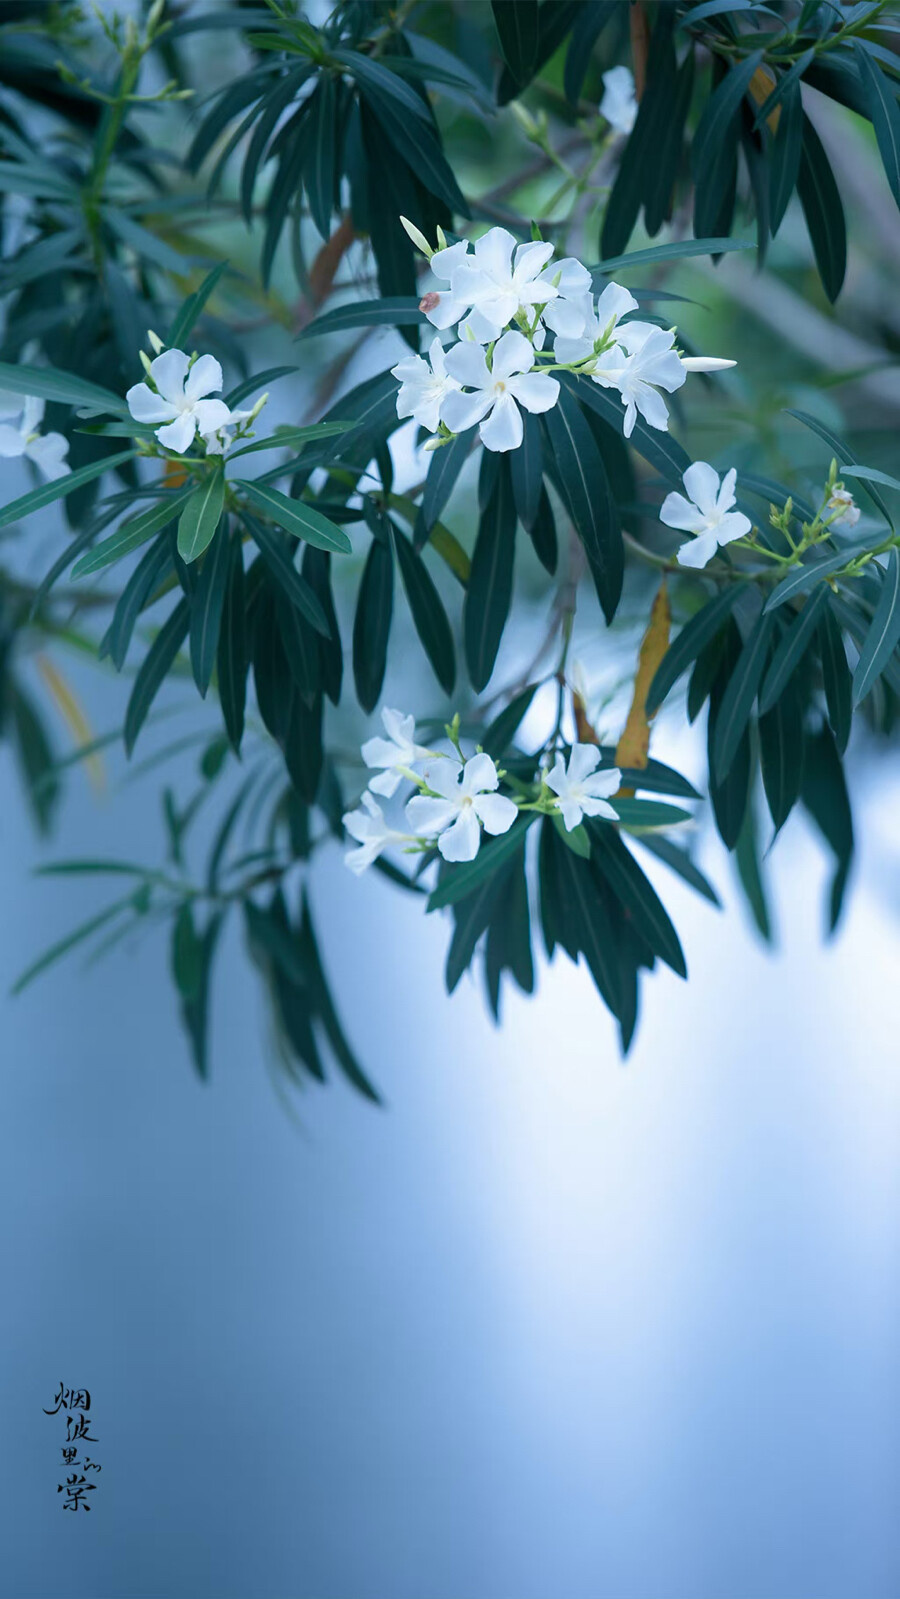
(3, 4, 900, 1596)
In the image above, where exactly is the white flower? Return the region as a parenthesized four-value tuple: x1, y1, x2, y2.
(441, 330, 559, 452)
(126, 348, 233, 454)
(660, 462, 752, 568)
(418, 239, 473, 331)
(201, 404, 255, 456)
(600, 66, 638, 136)
(552, 280, 639, 365)
(362, 707, 433, 798)
(827, 485, 860, 529)
(391, 337, 460, 433)
(342, 792, 408, 875)
(537, 256, 594, 339)
(545, 745, 620, 831)
(405, 752, 518, 863)
(426, 227, 561, 343)
(595, 322, 686, 437)
(0, 392, 70, 481)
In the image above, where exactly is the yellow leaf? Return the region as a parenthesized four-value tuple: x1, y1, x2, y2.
(35, 655, 105, 794)
(748, 64, 780, 134)
(614, 579, 670, 795)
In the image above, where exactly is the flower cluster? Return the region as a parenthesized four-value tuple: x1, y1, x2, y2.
(126, 342, 265, 456)
(0, 389, 70, 481)
(391, 222, 735, 452)
(342, 707, 622, 876)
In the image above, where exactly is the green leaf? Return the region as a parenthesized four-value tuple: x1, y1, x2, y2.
(190, 521, 232, 697)
(353, 537, 394, 713)
(177, 470, 225, 563)
(217, 536, 247, 751)
(610, 798, 692, 830)
(852, 548, 900, 705)
(417, 427, 474, 544)
(707, 621, 752, 849)
(554, 813, 592, 857)
(393, 526, 455, 696)
(0, 359, 129, 418)
(644, 48, 695, 236)
(236, 480, 351, 553)
(299, 895, 382, 1103)
(445, 870, 505, 994)
(797, 112, 846, 302)
(853, 42, 900, 213)
(734, 799, 773, 942)
(227, 421, 352, 459)
(100, 537, 174, 671)
(491, 0, 539, 86)
(839, 463, 900, 496)
(800, 722, 853, 934)
(542, 385, 622, 623)
(763, 546, 869, 612)
(427, 814, 536, 913)
(483, 685, 538, 758)
(0, 448, 137, 532)
(553, 837, 623, 1019)
(305, 74, 336, 239)
(246, 515, 330, 637)
(563, 370, 690, 486)
(692, 53, 763, 239)
(296, 297, 426, 341)
(12, 892, 138, 996)
(225, 366, 298, 409)
(529, 485, 558, 574)
(464, 456, 516, 692)
(351, 66, 467, 216)
(302, 547, 342, 704)
(167, 260, 230, 350)
(712, 608, 776, 784)
(590, 824, 687, 978)
(758, 582, 829, 713)
(635, 834, 721, 907)
(759, 670, 804, 833)
(769, 76, 804, 235)
(594, 237, 755, 275)
(600, 9, 678, 258)
(124, 598, 190, 756)
(510, 407, 544, 532)
(647, 586, 742, 713)
(819, 600, 852, 754)
(72, 488, 192, 577)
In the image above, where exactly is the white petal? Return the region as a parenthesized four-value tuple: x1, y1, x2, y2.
(382, 707, 415, 746)
(405, 795, 458, 835)
(461, 753, 499, 795)
(22, 393, 45, 432)
(126, 382, 177, 424)
(553, 334, 594, 366)
(362, 733, 400, 769)
(681, 356, 736, 372)
(682, 462, 722, 518)
(553, 257, 592, 297)
(505, 372, 559, 415)
(344, 841, 377, 874)
(26, 431, 70, 480)
(513, 239, 555, 282)
(633, 384, 670, 432)
(543, 298, 590, 339)
(595, 281, 639, 327)
(459, 309, 505, 344)
(471, 225, 516, 278)
(156, 412, 197, 453)
(716, 467, 738, 515)
(583, 767, 620, 801)
(558, 798, 584, 831)
(568, 743, 601, 784)
(716, 510, 752, 546)
(441, 388, 492, 434)
(676, 529, 720, 569)
(193, 398, 233, 434)
(479, 392, 522, 453)
(443, 341, 491, 390)
(392, 355, 429, 387)
(473, 793, 518, 835)
(437, 806, 482, 862)
(184, 353, 223, 403)
(425, 293, 469, 330)
(421, 759, 463, 800)
(580, 795, 617, 821)
(544, 756, 568, 798)
(430, 241, 469, 282)
(659, 491, 706, 534)
(149, 348, 190, 404)
(622, 399, 638, 438)
(0, 423, 26, 458)
(0, 388, 25, 421)
(367, 769, 402, 798)
(492, 330, 534, 380)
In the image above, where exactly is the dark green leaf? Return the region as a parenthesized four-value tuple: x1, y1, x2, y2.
(647, 586, 742, 713)
(734, 798, 773, 942)
(853, 42, 900, 213)
(483, 685, 538, 759)
(0, 359, 129, 417)
(393, 526, 455, 695)
(491, 0, 539, 86)
(217, 536, 247, 751)
(590, 824, 687, 977)
(177, 470, 225, 563)
(236, 480, 351, 553)
(769, 76, 804, 235)
(852, 548, 900, 705)
(543, 385, 622, 623)
(797, 112, 846, 302)
(692, 52, 763, 239)
(427, 814, 536, 912)
(417, 427, 474, 544)
(353, 537, 394, 713)
(759, 669, 804, 832)
(72, 488, 192, 577)
(245, 515, 329, 636)
(190, 522, 232, 697)
(758, 582, 829, 713)
(299, 894, 382, 1103)
(510, 406, 543, 532)
(0, 449, 136, 532)
(464, 456, 516, 692)
(713, 610, 774, 786)
(100, 535, 174, 671)
(635, 834, 721, 907)
(124, 598, 190, 756)
(297, 297, 426, 341)
(801, 722, 853, 934)
(305, 74, 336, 238)
(819, 600, 851, 754)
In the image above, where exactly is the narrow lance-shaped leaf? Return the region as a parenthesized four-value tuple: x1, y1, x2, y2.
(853, 43, 900, 214)
(427, 814, 537, 913)
(0, 448, 137, 533)
(217, 535, 247, 751)
(758, 581, 829, 713)
(797, 112, 846, 303)
(464, 457, 516, 692)
(190, 521, 232, 697)
(543, 387, 622, 624)
(393, 526, 455, 696)
(72, 487, 192, 577)
(236, 480, 351, 553)
(713, 608, 776, 784)
(177, 469, 225, 563)
(124, 598, 190, 756)
(352, 537, 394, 713)
(852, 548, 900, 705)
(647, 586, 742, 713)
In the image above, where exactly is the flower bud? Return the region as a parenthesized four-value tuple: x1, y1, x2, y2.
(147, 329, 164, 354)
(399, 216, 433, 259)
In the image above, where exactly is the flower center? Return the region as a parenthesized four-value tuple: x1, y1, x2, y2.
(493, 380, 507, 394)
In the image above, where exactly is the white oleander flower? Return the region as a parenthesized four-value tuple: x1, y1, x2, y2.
(545, 745, 620, 830)
(201, 404, 256, 456)
(537, 256, 594, 339)
(660, 462, 752, 568)
(595, 322, 686, 437)
(552, 281, 640, 365)
(392, 337, 460, 433)
(405, 752, 518, 863)
(424, 226, 562, 343)
(126, 349, 233, 454)
(441, 330, 559, 452)
(0, 392, 70, 480)
(342, 792, 409, 875)
(827, 485, 860, 528)
(362, 708, 433, 798)
(600, 65, 638, 136)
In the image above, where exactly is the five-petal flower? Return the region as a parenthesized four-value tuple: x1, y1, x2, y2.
(545, 745, 620, 831)
(441, 330, 559, 452)
(126, 349, 233, 454)
(342, 792, 408, 875)
(660, 462, 752, 568)
(0, 392, 70, 481)
(602, 323, 686, 436)
(405, 752, 518, 862)
(362, 708, 433, 798)
(391, 337, 460, 434)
